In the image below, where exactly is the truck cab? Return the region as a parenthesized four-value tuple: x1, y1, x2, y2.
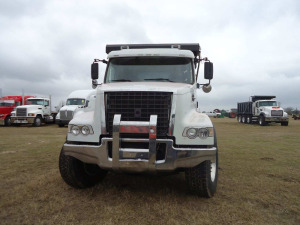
(11, 97, 55, 126)
(59, 43, 218, 197)
(254, 98, 289, 125)
(56, 90, 96, 127)
(0, 95, 33, 126)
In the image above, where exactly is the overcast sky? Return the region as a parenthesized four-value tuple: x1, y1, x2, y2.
(0, 0, 299, 111)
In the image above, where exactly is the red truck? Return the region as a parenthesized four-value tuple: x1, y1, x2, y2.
(0, 96, 33, 126)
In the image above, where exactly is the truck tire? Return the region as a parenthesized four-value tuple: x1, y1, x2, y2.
(242, 116, 246, 123)
(237, 116, 242, 123)
(33, 115, 42, 127)
(281, 122, 288, 126)
(59, 148, 107, 188)
(259, 115, 266, 126)
(4, 116, 11, 126)
(185, 129, 218, 198)
(246, 116, 252, 124)
(58, 122, 65, 127)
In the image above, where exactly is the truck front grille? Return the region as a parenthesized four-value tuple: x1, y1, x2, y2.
(16, 108, 27, 117)
(105, 91, 172, 136)
(60, 110, 73, 120)
(271, 110, 283, 116)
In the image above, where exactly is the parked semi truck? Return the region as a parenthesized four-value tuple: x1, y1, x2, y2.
(237, 96, 289, 126)
(59, 43, 218, 197)
(11, 97, 59, 126)
(0, 95, 33, 126)
(56, 90, 96, 127)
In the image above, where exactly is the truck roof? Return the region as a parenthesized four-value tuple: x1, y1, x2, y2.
(0, 95, 33, 101)
(67, 90, 96, 99)
(27, 97, 50, 101)
(251, 96, 276, 102)
(106, 43, 200, 57)
(107, 48, 195, 59)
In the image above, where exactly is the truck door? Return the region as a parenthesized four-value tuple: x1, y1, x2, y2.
(44, 100, 51, 115)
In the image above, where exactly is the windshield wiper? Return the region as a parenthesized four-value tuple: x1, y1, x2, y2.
(111, 79, 132, 82)
(144, 78, 174, 82)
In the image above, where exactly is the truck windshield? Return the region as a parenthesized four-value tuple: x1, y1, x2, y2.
(26, 99, 44, 105)
(259, 101, 278, 107)
(0, 100, 14, 107)
(66, 98, 85, 105)
(105, 57, 194, 84)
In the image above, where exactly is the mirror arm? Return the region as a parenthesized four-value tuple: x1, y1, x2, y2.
(197, 79, 211, 88)
(94, 58, 107, 64)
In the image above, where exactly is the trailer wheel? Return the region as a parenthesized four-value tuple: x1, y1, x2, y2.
(259, 115, 266, 126)
(237, 116, 242, 123)
(33, 115, 42, 127)
(281, 122, 288, 126)
(185, 129, 218, 198)
(4, 116, 11, 126)
(59, 148, 107, 188)
(246, 116, 252, 124)
(242, 116, 246, 123)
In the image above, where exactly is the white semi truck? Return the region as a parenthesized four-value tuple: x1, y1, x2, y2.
(11, 97, 58, 126)
(237, 96, 289, 126)
(56, 90, 96, 127)
(59, 43, 218, 197)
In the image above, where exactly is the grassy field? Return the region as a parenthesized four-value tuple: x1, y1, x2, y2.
(0, 118, 299, 225)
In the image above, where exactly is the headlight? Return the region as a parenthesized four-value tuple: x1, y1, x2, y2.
(68, 124, 94, 135)
(71, 125, 80, 135)
(183, 127, 214, 139)
(81, 125, 90, 135)
(186, 128, 197, 139)
(28, 113, 35, 117)
(11, 113, 15, 116)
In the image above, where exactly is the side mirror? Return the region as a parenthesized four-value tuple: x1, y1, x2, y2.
(202, 84, 212, 93)
(91, 63, 99, 80)
(204, 62, 213, 80)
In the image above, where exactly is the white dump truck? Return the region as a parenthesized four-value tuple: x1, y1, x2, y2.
(59, 43, 218, 197)
(56, 90, 96, 127)
(11, 97, 58, 126)
(237, 95, 289, 126)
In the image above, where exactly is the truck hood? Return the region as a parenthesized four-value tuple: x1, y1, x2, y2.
(60, 105, 82, 112)
(98, 82, 194, 95)
(0, 107, 14, 115)
(17, 105, 43, 111)
(261, 106, 284, 111)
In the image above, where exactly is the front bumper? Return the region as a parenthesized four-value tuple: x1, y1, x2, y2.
(63, 114, 216, 172)
(55, 119, 69, 125)
(11, 117, 35, 124)
(265, 117, 289, 122)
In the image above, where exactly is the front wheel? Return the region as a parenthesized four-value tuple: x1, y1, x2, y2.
(185, 155, 218, 198)
(259, 115, 266, 126)
(246, 116, 252, 124)
(185, 129, 218, 198)
(33, 116, 42, 127)
(59, 148, 107, 188)
(4, 116, 11, 126)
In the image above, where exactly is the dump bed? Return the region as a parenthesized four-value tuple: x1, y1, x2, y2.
(237, 102, 253, 115)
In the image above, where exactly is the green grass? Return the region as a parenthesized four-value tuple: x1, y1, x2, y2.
(0, 119, 299, 225)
